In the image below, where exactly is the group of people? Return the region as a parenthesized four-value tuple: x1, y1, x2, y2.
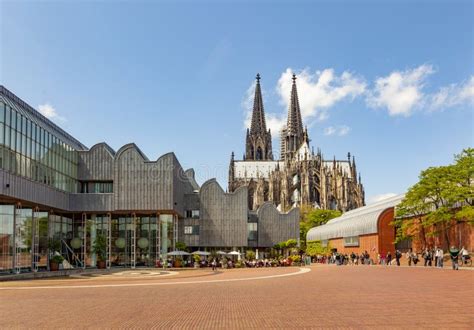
(405, 246, 470, 270)
(314, 246, 470, 270)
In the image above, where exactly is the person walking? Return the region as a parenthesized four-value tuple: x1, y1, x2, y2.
(449, 246, 460, 270)
(412, 250, 419, 266)
(434, 246, 439, 267)
(406, 248, 413, 266)
(386, 251, 392, 266)
(423, 248, 432, 267)
(211, 258, 217, 271)
(395, 250, 402, 266)
(436, 247, 444, 268)
(460, 246, 469, 266)
(350, 252, 356, 265)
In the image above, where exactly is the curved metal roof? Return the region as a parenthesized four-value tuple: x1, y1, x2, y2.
(306, 194, 405, 241)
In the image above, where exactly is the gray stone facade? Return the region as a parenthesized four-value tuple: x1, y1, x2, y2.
(0, 85, 299, 259)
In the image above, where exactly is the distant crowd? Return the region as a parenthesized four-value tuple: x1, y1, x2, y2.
(314, 246, 470, 270)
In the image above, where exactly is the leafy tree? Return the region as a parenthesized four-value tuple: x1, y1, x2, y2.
(175, 241, 187, 251)
(299, 208, 341, 250)
(306, 240, 331, 257)
(394, 148, 474, 246)
(245, 250, 256, 260)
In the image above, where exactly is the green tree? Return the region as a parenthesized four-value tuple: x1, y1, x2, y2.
(394, 148, 474, 246)
(175, 241, 187, 251)
(306, 240, 331, 257)
(300, 208, 341, 250)
(245, 250, 256, 260)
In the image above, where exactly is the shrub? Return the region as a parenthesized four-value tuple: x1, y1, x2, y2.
(245, 250, 256, 260)
(50, 255, 64, 264)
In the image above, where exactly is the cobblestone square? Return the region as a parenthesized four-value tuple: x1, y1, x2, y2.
(1, 265, 473, 329)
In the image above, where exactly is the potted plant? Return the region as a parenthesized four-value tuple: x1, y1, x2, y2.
(50, 255, 64, 271)
(48, 239, 63, 271)
(193, 254, 201, 268)
(174, 257, 183, 268)
(93, 233, 108, 269)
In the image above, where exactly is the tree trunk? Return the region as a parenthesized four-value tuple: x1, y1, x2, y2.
(418, 217, 427, 249)
(443, 221, 451, 249)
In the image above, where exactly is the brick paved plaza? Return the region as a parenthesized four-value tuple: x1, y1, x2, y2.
(1, 265, 473, 329)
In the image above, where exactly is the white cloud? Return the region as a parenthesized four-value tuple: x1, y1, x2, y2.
(324, 125, 351, 136)
(242, 65, 473, 133)
(368, 193, 397, 204)
(366, 64, 435, 116)
(277, 68, 366, 123)
(266, 113, 287, 135)
(429, 76, 474, 110)
(38, 103, 65, 122)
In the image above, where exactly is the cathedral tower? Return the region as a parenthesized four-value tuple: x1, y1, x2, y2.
(281, 74, 304, 160)
(245, 74, 273, 160)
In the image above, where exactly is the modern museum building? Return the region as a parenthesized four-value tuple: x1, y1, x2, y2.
(0, 85, 299, 274)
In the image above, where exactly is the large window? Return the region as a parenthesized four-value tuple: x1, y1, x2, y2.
(0, 100, 79, 192)
(248, 222, 258, 241)
(184, 225, 199, 235)
(80, 181, 113, 193)
(185, 210, 200, 219)
(343, 236, 359, 247)
(0, 205, 14, 273)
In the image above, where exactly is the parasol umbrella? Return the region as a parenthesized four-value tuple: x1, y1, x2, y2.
(192, 250, 211, 256)
(167, 250, 191, 256)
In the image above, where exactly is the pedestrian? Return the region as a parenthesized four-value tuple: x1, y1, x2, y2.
(436, 247, 444, 268)
(350, 252, 356, 265)
(449, 246, 460, 270)
(406, 248, 413, 266)
(364, 251, 370, 265)
(412, 250, 419, 266)
(460, 246, 469, 266)
(395, 249, 402, 266)
(423, 248, 432, 267)
(386, 251, 392, 266)
(211, 258, 217, 271)
(434, 246, 439, 267)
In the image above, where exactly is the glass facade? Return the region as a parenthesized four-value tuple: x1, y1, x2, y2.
(0, 100, 79, 192)
(0, 205, 14, 273)
(0, 206, 177, 273)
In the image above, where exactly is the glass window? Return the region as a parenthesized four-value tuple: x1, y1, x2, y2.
(0, 102, 4, 123)
(4, 126, 10, 148)
(343, 236, 359, 247)
(16, 112, 21, 131)
(26, 119, 31, 138)
(22, 115, 26, 134)
(10, 109, 16, 129)
(5, 106, 10, 127)
(184, 226, 193, 235)
(16, 132, 21, 153)
(11, 129, 16, 151)
(0, 125, 4, 145)
(247, 223, 258, 241)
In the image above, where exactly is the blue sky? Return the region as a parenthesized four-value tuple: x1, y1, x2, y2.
(1, 0, 473, 203)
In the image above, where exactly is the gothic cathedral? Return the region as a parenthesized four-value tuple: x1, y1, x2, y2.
(228, 74, 365, 212)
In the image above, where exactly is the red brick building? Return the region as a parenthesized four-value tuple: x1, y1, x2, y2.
(306, 195, 403, 255)
(307, 194, 473, 255)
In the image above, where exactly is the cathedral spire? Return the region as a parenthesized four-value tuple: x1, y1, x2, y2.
(287, 74, 304, 138)
(282, 74, 305, 158)
(250, 73, 267, 135)
(245, 73, 273, 161)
